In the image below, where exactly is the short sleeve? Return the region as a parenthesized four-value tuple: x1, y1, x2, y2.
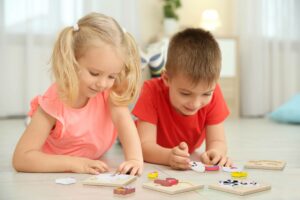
(132, 81, 158, 125)
(205, 84, 230, 125)
(28, 84, 63, 122)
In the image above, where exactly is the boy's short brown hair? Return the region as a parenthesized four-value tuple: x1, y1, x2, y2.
(165, 28, 221, 86)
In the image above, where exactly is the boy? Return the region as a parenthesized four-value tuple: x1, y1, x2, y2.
(132, 28, 232, 170)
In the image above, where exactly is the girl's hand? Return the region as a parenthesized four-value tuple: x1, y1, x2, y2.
(69, 157, 109, 174)
(116, 159, 143, 176)
(168, 142, 190, 170)
(200, 149, 232, 167)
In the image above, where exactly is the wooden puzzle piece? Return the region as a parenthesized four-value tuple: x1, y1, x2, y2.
(154, 178, 178, 186)
(245, 160, 286, 170)
(82, 173, 137, 187)
(208, 179, 271, 196)
(113, 186, 135, 196)
(143, 179, 204, 194)
(148, 171, 159, 180)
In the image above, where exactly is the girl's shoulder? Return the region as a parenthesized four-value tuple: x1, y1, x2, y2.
(28, 83, 63, 119)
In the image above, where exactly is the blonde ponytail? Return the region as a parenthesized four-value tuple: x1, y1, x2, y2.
(110, 32, 141, 106)
(51, 27, 79, 103)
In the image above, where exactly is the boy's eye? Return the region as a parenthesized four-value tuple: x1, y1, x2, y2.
(203, 93, 212, 96)
(180, 92, 190, 96)
(89, 71, 99, 76)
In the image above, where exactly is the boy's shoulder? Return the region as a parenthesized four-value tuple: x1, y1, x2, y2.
(143, 77, 165, 93)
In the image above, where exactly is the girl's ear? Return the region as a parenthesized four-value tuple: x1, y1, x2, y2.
(161, 70, 170, 87)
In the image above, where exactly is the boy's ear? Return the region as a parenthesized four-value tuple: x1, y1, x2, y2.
(161, 70, 170, 87)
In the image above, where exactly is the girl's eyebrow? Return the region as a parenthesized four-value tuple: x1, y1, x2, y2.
(178, 88, 215, 94)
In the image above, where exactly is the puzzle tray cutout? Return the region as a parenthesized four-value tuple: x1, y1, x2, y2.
(82, 173, 137, 187)
(245, 160, 286, 170)
(143, 181, 204, 194)
(209, 182, 271, 196)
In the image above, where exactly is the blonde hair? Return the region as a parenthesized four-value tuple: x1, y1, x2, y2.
(51, 12, 141, 106)
(165, 28, 221, 87)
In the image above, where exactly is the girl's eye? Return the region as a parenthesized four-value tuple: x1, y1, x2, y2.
(108, 75, 116, 79)
(89, 71, 99, 76)
(204, 93, 212, 96)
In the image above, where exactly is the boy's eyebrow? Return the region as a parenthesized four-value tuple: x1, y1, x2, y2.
(178, 88, 215, 94)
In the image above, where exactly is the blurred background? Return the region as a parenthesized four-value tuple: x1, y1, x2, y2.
(0, 0, 299, 120)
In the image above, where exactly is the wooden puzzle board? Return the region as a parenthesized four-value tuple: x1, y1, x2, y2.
(208, 182, 271, 196)
(245, 160, 286, 170)
(142, 181, 204, 194)
(82, 173, 137, 187)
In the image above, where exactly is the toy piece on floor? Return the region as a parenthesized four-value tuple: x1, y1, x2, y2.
(222, 166, 244, 172)
(245, 160, 286, 170)
(113, 186, 135, 196)
(190, 161, 205, 172)
(82, 173, 137, 187)
(143, 178, 204, 194)
(208, 179, 271, 196)
(205, 165, 220, 171)
(154, 178, 178, 186)
(148, 171, 159, 180)
(231, 171, 248, 178)
(55, 177, 76, 185)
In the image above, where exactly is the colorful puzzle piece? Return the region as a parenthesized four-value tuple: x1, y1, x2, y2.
(231, 171, 248, 178)
(143, 179, 204, 194)
(190, 161, 205, 172)
(209, 179, 271, 196)
(113, 186, 135, 196)
(154, 178, 178, 186)
(148, 171, 159, 180)
(245, 160, 286, 170)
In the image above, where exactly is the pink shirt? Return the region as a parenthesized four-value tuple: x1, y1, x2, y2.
(28, 84, 117, 159)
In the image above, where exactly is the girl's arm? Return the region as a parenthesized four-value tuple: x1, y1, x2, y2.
(109, 101, 143, 175)
(12, 106, 108, 174)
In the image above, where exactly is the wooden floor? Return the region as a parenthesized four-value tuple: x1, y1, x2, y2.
(0, 118, 299, 200)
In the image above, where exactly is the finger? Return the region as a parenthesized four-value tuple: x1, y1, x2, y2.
(200, 153, 211, 164)
(211, 154, 221, 165)
(93, 161, 109, 172)
(116, 162, 126, 173)
(217, 156, 227, 166)
(87, 167, 100, 175)
(171, 160, 190, 170)
(225, 158, 233, 167)
(137, 167, 143, 176)
(172, 146, 190, 157)
(120, 164, 132, 175)
(179, 142, 188, 151)
(172, 154, 190, 165)
(129, 167, 138, 176)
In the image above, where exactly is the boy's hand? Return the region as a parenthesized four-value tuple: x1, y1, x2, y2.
(200, 149, 232, 167)
(116, 159, 143, 176)
(168, 142, 190, 170)
(69, 157, 109, 174)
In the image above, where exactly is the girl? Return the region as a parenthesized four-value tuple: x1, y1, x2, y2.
(13, 12, 143, 175)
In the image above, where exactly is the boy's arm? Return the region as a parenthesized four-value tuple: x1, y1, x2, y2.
(109, 103, 143, 175)
(201, 122, 232, 166)
(136, 120, 171, 165)
(205, 122, 227, 154)
(137, 120, 190, 170)
(13, 107, 109, 174)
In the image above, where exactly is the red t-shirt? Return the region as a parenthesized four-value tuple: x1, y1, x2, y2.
(132, 78, 229, 153)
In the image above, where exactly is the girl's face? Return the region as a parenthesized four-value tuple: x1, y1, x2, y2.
(162, 72, 216, 116)
(77, 44, 123, 100)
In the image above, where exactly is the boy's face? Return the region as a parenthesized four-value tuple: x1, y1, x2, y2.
(162, 72, 216, 116)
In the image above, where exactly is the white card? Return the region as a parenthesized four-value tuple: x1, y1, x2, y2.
(55, 177, 76, 185)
